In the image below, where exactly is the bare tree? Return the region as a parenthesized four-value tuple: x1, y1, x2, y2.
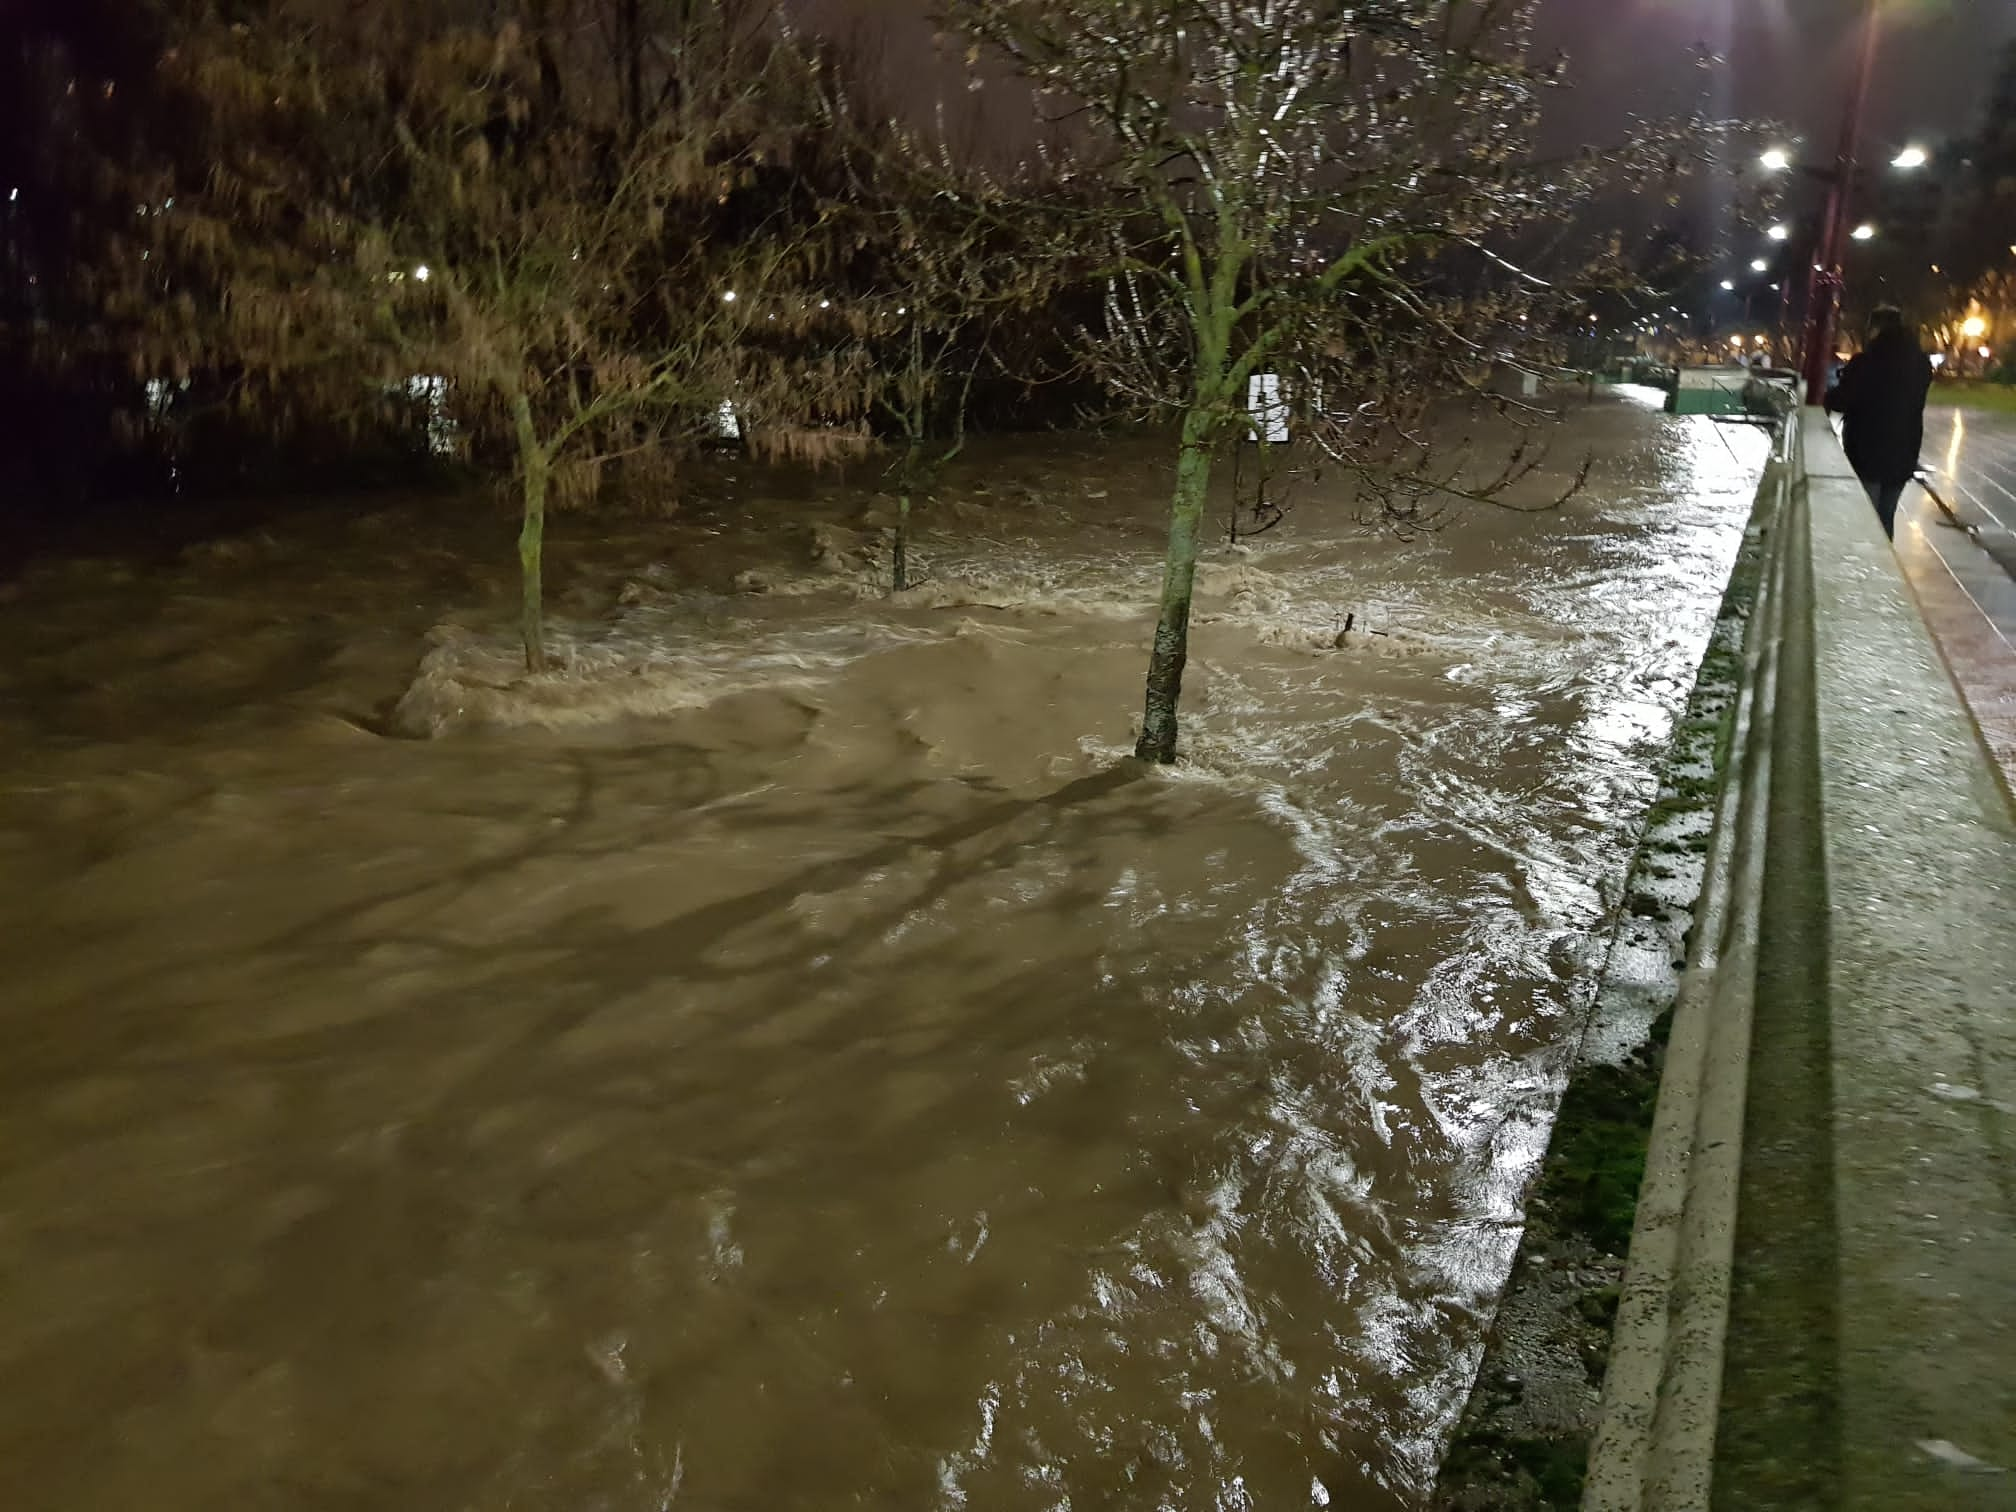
(114, 0, 838, 670)
(847, 160, 1059, 592)
(953, 0, 1669, 763)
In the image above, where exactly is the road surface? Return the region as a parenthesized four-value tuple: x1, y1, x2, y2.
(1896, 405, 2016, 791)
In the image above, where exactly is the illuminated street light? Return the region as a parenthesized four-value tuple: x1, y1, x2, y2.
(1768, 224, 1790, 241)
(1891, 145, 1928, 170)
(1751, 258, 1769, 272)
(1982, 346, 1994, 360)
(1962, 315, 1988, 338)
(413, 264, 430, 282)
(1851, 223, 1876, 241)
(722, 289, 738, 302)
(1720, 279, 1735, 291)
(1760, 148, 1792, 172)
(1729, 336, 1744, 350)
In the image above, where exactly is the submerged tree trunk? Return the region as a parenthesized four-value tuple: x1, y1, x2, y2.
(1134, 412, 1217, 763)
(893, 492, 911, 592)
(893, 441, 919, 593)
(512, 393, 550, 673)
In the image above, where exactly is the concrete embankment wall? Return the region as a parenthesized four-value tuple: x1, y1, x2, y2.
(1582, 412, 2016, 1511)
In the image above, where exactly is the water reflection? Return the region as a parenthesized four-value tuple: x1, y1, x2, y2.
(0, 403, 1767, 1510)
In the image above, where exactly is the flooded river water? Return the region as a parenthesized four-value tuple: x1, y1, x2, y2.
(0, 389, 1766, 1510)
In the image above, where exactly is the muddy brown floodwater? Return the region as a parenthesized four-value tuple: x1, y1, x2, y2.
(0, 388, 1767, 1511)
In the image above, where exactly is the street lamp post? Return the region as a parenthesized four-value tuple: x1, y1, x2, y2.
(1801, 0, 1882, 404)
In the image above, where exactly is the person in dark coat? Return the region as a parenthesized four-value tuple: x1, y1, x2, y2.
(1824, 305, 1932, 538)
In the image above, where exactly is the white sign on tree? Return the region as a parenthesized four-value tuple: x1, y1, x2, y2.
(1246, 372, 1289, 444)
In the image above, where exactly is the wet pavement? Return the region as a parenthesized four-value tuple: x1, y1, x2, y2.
(1899, 406, 2016, 792)
(1711, 413, 2016, 1510)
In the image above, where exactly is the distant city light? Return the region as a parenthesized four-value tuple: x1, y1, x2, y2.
(1720, 279, 1735, 291)
(722, 289, 737, 302)
(1760, 148, 1792, 172)
(819, 299, 831, 309)
(1770, 283, 1781, 292)
(1754, 335, 1767, 346)
(1751, 258, 1768, 272)
(1767, 224, 1789, 241)
(1729, 336, 1744, 349)
(1892, 145, 1928, 170)
(1588, 313, 1598, 322)
(1851, 223, 1876, 241)
(413, 264, 430, 282)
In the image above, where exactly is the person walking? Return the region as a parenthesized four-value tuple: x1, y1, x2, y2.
(1823, 305, 1932, 539)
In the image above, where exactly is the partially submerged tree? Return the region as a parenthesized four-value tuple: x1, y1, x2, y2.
(954, 0, 1672, 762)
(849, 162, 1059, 592)
(118, 0, 839, 670)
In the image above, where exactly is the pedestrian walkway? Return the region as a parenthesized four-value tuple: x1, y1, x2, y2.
(1584, 412, 2016, 1512)
(1896, 406, 2016, 792)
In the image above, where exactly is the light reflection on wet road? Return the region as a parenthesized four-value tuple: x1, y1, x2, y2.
(1899, 406, 2016, 787)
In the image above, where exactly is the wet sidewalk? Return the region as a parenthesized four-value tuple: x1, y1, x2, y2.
(1583, 411, 2016, 1511)
(1898, 406, 2016, 792)
(1719, 413, 2016, 1510)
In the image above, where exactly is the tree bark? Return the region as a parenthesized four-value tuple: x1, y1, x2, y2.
(893, 492, 911, 592)
(893, 441, 919, 593)
(1134, 413, 1216, 763)
(512, 392, 549, 673)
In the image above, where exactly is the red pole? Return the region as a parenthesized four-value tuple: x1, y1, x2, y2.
(1802, 0, 1882, 404)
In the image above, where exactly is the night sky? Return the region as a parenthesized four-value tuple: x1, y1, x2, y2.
(804, 0, 2014, 156)
(1538, 0, 2012, 155)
